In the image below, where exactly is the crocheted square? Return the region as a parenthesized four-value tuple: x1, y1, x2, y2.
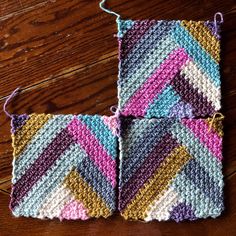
(118, 117, 224, 221)
(117, 19, 221, 118)
(10, 113, 118, 220)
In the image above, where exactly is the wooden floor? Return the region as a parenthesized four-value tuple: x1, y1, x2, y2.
(0, 0, 236, 235)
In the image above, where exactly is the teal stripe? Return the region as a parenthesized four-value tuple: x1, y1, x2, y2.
(173, 23, 220, 87)
(146, 85, 181, 118)
(171, 171, 223, 218)
(119, 33, 178, 108)
(13, 142, 86, 217)
(170, 121, 223, 184)
(13, 115, 74, 183)
(77, 115, 117, 160)
(117, 19, 135, 38)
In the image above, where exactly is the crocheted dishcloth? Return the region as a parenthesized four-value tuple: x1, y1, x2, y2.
(117, 19, 221, 118)
(118, 117, 224, 221)
(10, 113, 118, 220)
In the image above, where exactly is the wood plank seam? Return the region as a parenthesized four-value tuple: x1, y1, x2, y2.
(0, 52, 117, 101)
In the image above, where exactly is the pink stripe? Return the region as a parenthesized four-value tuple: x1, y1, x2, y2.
(182, 119, 223, 161)
(67, 118, 116, 186)
(102, 116, 119, 136)
(122, 48, 190, 116)
(60, 200, 89, 220)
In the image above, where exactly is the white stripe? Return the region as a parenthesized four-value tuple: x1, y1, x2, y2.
(144, 187, 181, 221)
(38, 183, 74, 219)
(180, 60, 221, 110)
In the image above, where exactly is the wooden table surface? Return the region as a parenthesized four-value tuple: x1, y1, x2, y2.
(0, 0, 236, 235)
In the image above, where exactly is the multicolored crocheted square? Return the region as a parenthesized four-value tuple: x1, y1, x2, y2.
(117, 19, 221, 118)
(10, 113, 118, 220)
(118, 117, 224, 221)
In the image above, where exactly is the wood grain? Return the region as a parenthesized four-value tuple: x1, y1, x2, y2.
(0, 0, 236, 235)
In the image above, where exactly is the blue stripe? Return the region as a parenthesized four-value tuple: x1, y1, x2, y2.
(117, 19, 135, 38)
(13, 115, 74, 183)
(171, 171, 224, 218)
(119, 118, 174, 187)
(121, 21, 175, 72)
(77, 115, 117, 160)
(170, 121, 223, 184)
(173, 23, 220, 87)
(77, 158, 115, 211)
(146, 85, 181, 118)
(13, 142, 86, 217)
(182, 159, 223, 206)
(119, 23, 178, 108)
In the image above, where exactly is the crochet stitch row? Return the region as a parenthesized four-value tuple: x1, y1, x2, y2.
(117, 19, 221, 118)
(118, 117, 224, 221)
(10, 114, 118, 220)
(8, 2, 224, 222)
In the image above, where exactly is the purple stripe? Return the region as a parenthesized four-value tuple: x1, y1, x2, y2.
(204, 21, 220, 39)
(10, 128, 74, 210)
(171, 74, 215, 116)
(169, 101, 194, 118)
(119, 133, 179, 211)
(170, 202, 196, 222)
(120, 20, 156, 60)
(11, 114, 29, 134)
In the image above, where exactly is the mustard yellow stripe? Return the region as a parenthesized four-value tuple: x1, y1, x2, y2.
(206, 117, 224, 137)
(12, 113, 52, 158)
(64, 170, 111, 218)
(181, 20, 220, 62)
(122, 146, 192, 220)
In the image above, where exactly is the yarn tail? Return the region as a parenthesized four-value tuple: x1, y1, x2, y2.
(99, 0, 120, 21)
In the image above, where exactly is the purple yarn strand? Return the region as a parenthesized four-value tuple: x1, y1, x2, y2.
(3, 87, 20, 118)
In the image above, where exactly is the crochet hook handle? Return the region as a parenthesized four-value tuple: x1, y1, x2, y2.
(3, 87, 20, 118)
(99, 0, 121, 21)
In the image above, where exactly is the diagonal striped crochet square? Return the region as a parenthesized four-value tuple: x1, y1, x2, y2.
(118, 117, 224, 221)
(117, 19, 221, 118)
(10, 113, 118, 220)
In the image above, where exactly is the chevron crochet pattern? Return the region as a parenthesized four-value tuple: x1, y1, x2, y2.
(117, 19, 221, 118)
(6, 1, 225, 222)
(118, 117, 224, 221)
(10, 113, 118, 220)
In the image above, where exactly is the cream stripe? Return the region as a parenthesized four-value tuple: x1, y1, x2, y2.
(38, 183, 73, 219)
(181, 60, 221, 109)
(144, 187, 180, 221)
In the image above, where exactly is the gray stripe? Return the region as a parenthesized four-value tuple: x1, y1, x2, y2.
(77, 157, 116, 211)
(182, 159, 223, 206)
(119, 21, 177, 107)
(119, 118, 174, 187)
(170, 122, 223, 184)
